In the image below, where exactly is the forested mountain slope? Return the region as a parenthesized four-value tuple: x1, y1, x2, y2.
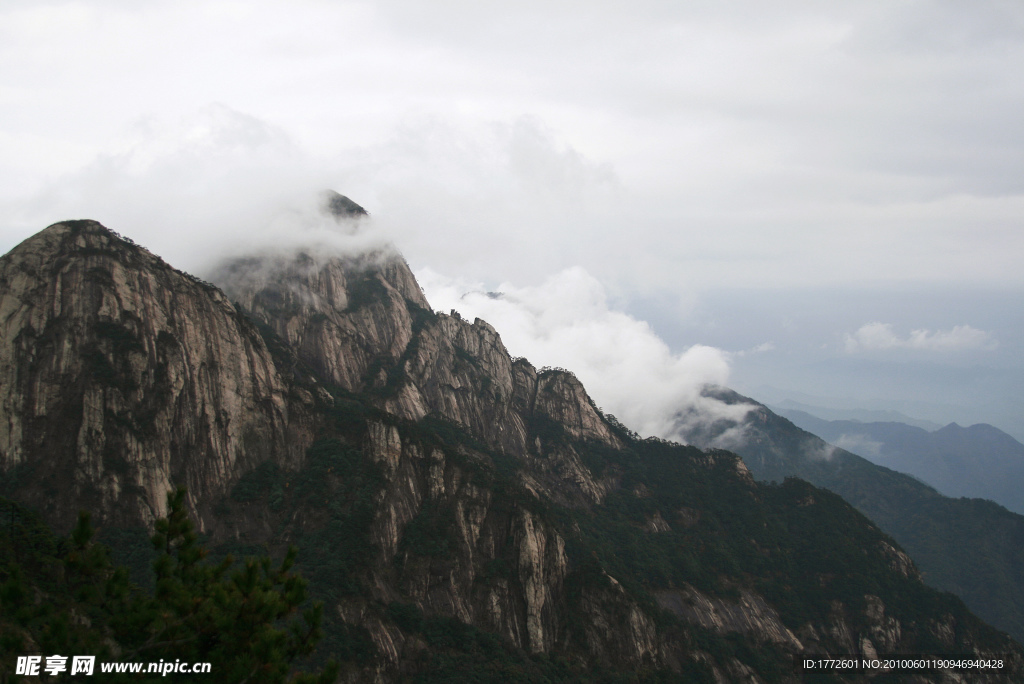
(679, 389, 1024, 646)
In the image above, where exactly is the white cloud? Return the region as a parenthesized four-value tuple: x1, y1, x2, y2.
(833, 433, 884, 460)
(338, 116, 623, 287)
(417, 266, 750, 442)
(804, 440, 838, 462)
(843, 322, 995, 352)
(2, 0, 1023, 439)
(5, 1, 1024, 290)
(734, 341, 776, 357)
(3, 104, 392, 273)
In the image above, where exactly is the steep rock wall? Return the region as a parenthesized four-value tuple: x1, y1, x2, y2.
(0, 222, 313, 528)
(213, 251, 623, 467)
(358, 418, 659, 663)
(213, 251, 428, 394)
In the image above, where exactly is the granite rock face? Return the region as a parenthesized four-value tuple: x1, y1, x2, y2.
(0, 221, 315, 528)
(213, 247, 624, 507)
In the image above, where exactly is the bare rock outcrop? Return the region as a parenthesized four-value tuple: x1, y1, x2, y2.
(0, 221, 313, 528)
(212, 249, 623, 467)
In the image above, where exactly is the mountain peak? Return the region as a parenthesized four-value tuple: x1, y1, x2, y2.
(0, 218, 304, 529)
(321, 190, 368, 219)
(4, 220, 170, 285)
(18, 219, 123, 251)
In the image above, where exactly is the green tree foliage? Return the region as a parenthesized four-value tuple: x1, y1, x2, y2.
(0, 490, 337, 683)
(1, 498, 127, 669)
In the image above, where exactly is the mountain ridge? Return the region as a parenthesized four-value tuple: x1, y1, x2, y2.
(679, 389, 1024, 645)
(778, 409, 1024, 514)
(1, 217, 1021, 682)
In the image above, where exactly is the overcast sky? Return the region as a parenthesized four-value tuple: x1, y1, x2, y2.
(2, 0, 1022, 439)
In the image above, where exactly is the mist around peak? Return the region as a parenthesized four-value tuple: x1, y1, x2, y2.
(417, 266, 754, 444)
(202, 190, 410, 317)
(3, 105, 401, 278)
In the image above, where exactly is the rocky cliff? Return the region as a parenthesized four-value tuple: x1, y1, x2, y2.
(211, 245, 622, 507)
(2, 217, 1021, 682)
(0, 221, 319, 529)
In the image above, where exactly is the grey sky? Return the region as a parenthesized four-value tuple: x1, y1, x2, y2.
(2, 0, 1022, 438)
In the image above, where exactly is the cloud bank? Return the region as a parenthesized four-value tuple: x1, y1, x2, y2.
(417, 266, 751, 443)
(843, 322, 995, 353)
(6, 104, 396, 271)
(3, 1, 1023, 440)
(6, 0, 1024, 291)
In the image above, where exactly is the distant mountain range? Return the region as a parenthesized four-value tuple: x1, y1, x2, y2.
(768, 399, 943, 432)
(778, 409, 1024, 515)
(677, 389, 1024, 645)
